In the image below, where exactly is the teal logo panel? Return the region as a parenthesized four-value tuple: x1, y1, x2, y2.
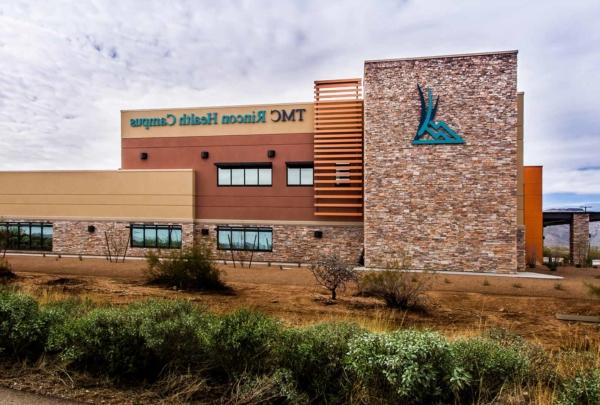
(413, 84, 464, 145)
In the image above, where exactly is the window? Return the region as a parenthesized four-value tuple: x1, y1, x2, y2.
(217, 163, 272, 186)
(287, 162, 314, 186)
(130, 224, 182, 249)
(0, 222, 52, 251)
(217, 226, 272, 251)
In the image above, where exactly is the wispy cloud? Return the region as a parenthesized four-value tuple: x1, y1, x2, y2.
(0, 0, 599, 207)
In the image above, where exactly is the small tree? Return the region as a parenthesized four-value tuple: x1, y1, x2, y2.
(310, 253, 357, 300)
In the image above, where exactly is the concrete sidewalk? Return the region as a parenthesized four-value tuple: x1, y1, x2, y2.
(354, 268, 564, 280)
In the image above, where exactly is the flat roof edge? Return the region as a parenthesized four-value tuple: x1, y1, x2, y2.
(121, 101, 314, 113)
(365, 50, 518, 64)
(0, 169, 195, 174)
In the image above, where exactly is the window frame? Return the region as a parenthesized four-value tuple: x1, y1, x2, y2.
(216, 226, 273, 252)
(216, 163, 273, 187)
(286, 161, 314, 187)
(130, 224, 182, 249)
(0, 222, 53, 251)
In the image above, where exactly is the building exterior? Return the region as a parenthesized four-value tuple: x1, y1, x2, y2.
(0, 50, 540, 273)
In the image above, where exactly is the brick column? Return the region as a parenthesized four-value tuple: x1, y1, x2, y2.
(570, 213, 590, 266)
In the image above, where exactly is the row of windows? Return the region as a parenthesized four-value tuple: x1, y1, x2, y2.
(0, 222, 53, 251)
(217, 164, 314, 186)
(130, 224, 182, 249)
(217, 227, 273, 251)
(0, 223, 275, 253)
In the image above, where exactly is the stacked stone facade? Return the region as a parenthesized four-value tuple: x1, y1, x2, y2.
(570, 213, 590, 266)
(195, 223, 363, 265)
(52, 220, 195, 257)
(364, 52, 519, 272)
(4, 218, 362, 265)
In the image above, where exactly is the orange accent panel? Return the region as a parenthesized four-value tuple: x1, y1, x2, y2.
(524, 166, 543, 263)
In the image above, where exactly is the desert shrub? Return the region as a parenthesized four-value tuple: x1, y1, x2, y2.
(584, 282, 600, 298)
(346, 330, 465, 404)
(145, 243, 227, 291)
(0, 258, 15, 280)
(43, 298, 94, 353)
(224, 369, 308, 405)
(0, 290, 50, 359)
(58, 299, 213, 379)
(279, 322, 365, 403)
(557, 368, 600, 405)
(310, 253, 357, 300)
(451, 336, 529, 402)
(209, 309, 282, 377)
(484, 328, 554, 384)
(359, 269, 431, 309)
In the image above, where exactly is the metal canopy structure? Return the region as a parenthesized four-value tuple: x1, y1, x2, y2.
(543, 210, 600, 227)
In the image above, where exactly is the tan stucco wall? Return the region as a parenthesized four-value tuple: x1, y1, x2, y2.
(121, 102, 314, 139)
(0, 170, 194, 221)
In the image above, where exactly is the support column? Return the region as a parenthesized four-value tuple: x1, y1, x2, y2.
(570, 213, 590, 266)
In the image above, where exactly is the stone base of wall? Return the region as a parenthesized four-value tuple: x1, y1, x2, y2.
(195, 223, 364, 265)
(4, 218, 364, 265)
(517, 225, 526, 272)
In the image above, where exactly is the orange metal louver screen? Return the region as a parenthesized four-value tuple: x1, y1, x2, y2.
(314, 79, 364, 217)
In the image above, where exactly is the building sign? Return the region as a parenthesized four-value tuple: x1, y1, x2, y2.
(129, 108, 306, 130)
(412, 85, 464, 145)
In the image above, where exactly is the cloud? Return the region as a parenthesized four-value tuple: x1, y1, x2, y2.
(0, 0, 599, 205)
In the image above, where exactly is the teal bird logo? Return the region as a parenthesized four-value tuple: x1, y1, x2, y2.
(413, 84, 464, 145)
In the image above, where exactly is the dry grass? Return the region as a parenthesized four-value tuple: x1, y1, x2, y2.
(1, 256, 600, 404)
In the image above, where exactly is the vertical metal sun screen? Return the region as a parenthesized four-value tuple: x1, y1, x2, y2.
(313, 78, 364, 217)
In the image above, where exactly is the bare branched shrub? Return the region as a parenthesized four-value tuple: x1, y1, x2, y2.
(310, 253, 357, 300)
(358, 259, 432, 309)
(103, 223, 130, 263)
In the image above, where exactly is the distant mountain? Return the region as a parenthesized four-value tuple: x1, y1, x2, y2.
(543, 222, 600, 247)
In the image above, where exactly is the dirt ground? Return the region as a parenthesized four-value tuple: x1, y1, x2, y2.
(3, 255, 600, 349)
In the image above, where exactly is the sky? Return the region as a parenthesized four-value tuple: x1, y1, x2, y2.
(0, 0, 599, 210)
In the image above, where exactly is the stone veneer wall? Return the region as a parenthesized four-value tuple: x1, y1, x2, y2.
(517, 225, 526, 271)
(570, 213, 590, 266)
(5, 218, 363, 265)
(195, 223, 364, 265)
(52, 220, 195, 257)
(364, 52, 519, 273)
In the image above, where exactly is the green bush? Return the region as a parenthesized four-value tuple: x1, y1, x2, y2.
(209, 309, 282, 377)
(0, 290, 49, 359)
(558, 368, 600, 405)
(57, 299, 213, 378)
(145, 243, 227, 291)
(358, 269, 431, 309)
(451, 337, 529, 401)
(280, 322, 365, 403)
(346, 330, 465, 404)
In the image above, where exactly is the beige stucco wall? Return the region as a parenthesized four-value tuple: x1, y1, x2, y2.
(121, 102, 314, 138)
(0, 170, 194, 221)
